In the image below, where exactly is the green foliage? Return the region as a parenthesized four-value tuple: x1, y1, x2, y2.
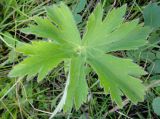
(0, 0, 46, 32)
(0, 32, 22, 65)
(0, 32, 22, 48)
(9, 41, 72, 82)
(148, 60, 160, 74)
(73, 0, 87, 24)
(152, 97, 160, 116)
(3, 2, 151, 117)
(143, 3, 160, 29)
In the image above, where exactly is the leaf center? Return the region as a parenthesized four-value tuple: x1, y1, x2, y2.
(74, 45, 86, 56)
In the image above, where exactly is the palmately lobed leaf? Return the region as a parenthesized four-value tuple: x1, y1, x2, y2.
(82, 4, 127, 45)
(63, 56, 88, 112)
(82, 2, 151, 108)
(87, 50, 146, 107)
(82, 3, 151, 52)
(9, 41, 73, 81)
(4, 2, 151, 118)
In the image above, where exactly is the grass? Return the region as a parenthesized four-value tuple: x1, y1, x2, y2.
(1, 0, 160, 118)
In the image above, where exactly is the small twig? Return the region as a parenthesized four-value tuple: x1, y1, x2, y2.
(116, 111, 133, 119)
(112, 0, 117, 7)
(103, 99, 129, 117)
(29, 101, 52, 115)
(82, 0, 94, 18)
(20, 81, 53, 115)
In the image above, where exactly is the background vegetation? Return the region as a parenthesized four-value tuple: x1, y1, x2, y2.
(0, 0, 160, 118)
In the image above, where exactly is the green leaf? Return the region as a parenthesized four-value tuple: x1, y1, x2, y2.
(83, 4, 126, 44)
(9, 41, 73, 81)
(150, 75, 160, 80)
(45, 2, 81, 45)
(83, 4, 151, 52)
(74, 14, 82, 24)
(152, 97, 160, 116)
(3, 2, 150, 117)
(73, 0, 87, 23)
(73, 0, 86, 13)
(87, 50, 146, 107)
(148, 32, 160, 44)
(143, 3, 160, 29)
(22, 2, 81, 46)
(21, 17, 63, 43)
(147, 60, 160, 74)
(127, 50, 156, 63)
(105, 26, 151, 52)
(63, 56, 88, 111)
